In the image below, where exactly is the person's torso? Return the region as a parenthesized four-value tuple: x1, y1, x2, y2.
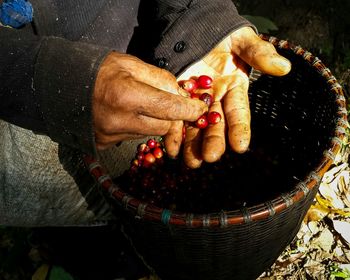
(31, 0, 141, 52)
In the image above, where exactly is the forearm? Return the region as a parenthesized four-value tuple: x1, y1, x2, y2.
(0, 25, 46, 132)
(0, 26, 110, 156)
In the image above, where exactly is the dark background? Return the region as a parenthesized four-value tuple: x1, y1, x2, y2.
(235, 0, 350, 78)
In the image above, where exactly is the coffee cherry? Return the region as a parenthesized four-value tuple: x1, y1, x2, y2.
(147, 138, 157, 149)
(129, 165, 138, 173)
(144, 152, 156, 164)
(138, 143, 150, 153)
(207, 111, 222, 124)
(195, 114, 209, 129)
(137, 152, 145, 161)
(181, 79, 198, 93)
(199, 93, 213, 107)
(153, 147, 164, 159)
(190, 93, 200, 99)
(197, 75, 213, 89)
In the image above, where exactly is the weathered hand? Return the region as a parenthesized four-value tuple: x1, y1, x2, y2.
(176, 27, 292, 168)
(93, 52, 207, 150)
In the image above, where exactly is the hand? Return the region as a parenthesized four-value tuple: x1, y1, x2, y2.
(174, 27, 292, 168)
(93, 52, 207, 150)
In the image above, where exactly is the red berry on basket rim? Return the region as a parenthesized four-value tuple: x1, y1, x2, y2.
(153, 147, 164, 159)
(181, 79, 198, 93)
(195, 114, 209, 129)
(197, 75, 213, 89)
(147, 138, 157, 149)
(199, 92, 213, 107)
(207, 111, 222, 124)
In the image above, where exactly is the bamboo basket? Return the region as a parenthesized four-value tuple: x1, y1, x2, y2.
(84, 35, 348, 280)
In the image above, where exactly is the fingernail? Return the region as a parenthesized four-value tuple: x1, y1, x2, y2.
(272, 57, 291, 74)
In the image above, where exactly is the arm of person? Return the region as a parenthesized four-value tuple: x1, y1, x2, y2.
(0, 24, 207, 157)
(152, 0, 255, 74)
(0, 25, 110, 156)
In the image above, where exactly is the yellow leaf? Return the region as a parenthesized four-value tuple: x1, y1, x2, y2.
(305, 204, 329, 222)
(316, 195, 350, 217)
(32, 264, 50, 280)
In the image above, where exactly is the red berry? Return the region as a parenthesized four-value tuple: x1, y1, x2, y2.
(153, 147, 164, 159)
(144, 152, 156, 164)
(138, 143, 150, 153)
(137, 152, 145, 161)
(130, 165, 138, 173)
(190, 92, 200, 99)
(197, 75, 213, 89)
(207, 111, 222, 124)
(147, 138, 157, 149)
(195, 114, 209, 129)
(199, 93, 213, 107)
(132, 159, 140, 167)
(181, 79, 198, 93)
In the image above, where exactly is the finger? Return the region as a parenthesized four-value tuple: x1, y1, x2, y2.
(223, 80, 251, 154)
(231, 27, 291, 76)
(125, 80, 207, 121)
(202, 102, 226, 162)
(130, 57, 185, 96)
(213, 69, 249, 102)
(183, 124, 203, 168)
(108, 53, 183, 96)
(164, 121, 184, 158)
(96, 112, 173, 137)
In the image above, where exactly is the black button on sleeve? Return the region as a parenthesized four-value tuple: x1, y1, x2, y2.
(156, 57, 169, 68)
(174, 41, 186, 53)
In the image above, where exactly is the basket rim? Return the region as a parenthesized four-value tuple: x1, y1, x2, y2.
(84, 34, 348, 228)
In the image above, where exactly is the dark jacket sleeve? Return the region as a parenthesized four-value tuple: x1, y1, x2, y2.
(0, 26, 110, 156)
(152, 0, 255, 75)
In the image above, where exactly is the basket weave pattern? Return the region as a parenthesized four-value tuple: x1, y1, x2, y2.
(84, 35, 348, 280)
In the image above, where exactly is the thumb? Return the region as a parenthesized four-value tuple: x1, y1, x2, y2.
(231, 27, 291, 76)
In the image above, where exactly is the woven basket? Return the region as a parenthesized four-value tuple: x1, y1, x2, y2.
(84, 35, 348, 280)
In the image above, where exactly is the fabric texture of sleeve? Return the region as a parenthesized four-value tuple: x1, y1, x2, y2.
(34, 37, 110, 156)
(153, 0, 256, 75)
(0, 26, 110, 156)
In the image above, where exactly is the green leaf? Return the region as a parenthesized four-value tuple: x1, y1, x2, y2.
(48, 266, 75, 280)
(243, 15, 278, 33)
(332, 271, 348, 278)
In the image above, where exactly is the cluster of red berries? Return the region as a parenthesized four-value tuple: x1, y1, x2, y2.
(180, 75, 222, 129)
(130, 138, 164, 171)
(115, 122, 293, 212)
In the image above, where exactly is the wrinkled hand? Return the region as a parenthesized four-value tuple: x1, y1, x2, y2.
(171, 27, 292, 168)
(93, 52, 207, 150)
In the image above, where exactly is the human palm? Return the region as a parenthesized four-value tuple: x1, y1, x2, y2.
(166, 27, 291, 168)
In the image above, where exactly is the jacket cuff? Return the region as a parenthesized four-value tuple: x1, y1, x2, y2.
(153, 0, 256, 75)
(34, 37, 110, 156)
